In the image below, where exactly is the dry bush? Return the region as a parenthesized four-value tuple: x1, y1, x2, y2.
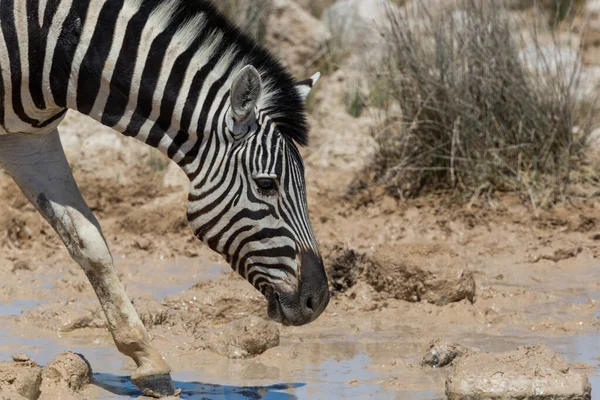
(541, 0, 586, 24)
(307, 0, 406, 18)
(360, 0, 594, 201)
(212, 0, 273, 43)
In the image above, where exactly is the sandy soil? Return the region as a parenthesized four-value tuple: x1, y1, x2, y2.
(0, 96, 598, 399)
(1, 6, 600, 398)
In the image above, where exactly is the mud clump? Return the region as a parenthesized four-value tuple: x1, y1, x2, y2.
(11, 260, 32, 273)
(0, 352, 92, 400)
(39, 352, 92, 399)
(200, 316, 280, 359)
(118, 204, 187, 236)
(59, 310, 105, 332)
(326, 243, 476, 305)
(0, 354, 41, 400)
(135, 273, 266, 332)
(326, 246, 367, 292)
(345, 281, 384, 311)
(422, 339, 477, 368)
(1, 210, 34, 250)
(446, 345, 591, 400)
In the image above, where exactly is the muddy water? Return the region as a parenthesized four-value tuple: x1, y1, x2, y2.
(1, 255, 600, 399)
(126, 257, 229, 300)
(0, 330, 428, 399)
(0, 325, 598, 398)
(0, 299, 40, 316)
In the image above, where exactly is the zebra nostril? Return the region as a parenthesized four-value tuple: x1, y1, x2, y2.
(305, 296, 314, 312)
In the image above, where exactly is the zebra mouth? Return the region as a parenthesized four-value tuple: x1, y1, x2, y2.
(267, 292, 291, 326)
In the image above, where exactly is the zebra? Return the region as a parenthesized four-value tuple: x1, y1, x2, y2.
(0, 0, 330, 396)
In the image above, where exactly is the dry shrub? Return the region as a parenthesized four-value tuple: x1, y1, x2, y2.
(541, 0, 586, 24)
(363, 0, 594, 201)
(308, 0, 406, 18)
(212, 0, 273, 43)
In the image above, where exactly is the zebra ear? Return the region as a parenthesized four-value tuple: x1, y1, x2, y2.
(295, 72, 321, 102)
(230, 65, 262, 124)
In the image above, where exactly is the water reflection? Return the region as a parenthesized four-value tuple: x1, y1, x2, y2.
(92, 373, 303, 399)
(1, 325, 598, 399)
(0, 299, 40, 316)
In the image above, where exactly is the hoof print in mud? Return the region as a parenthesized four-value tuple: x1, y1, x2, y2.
(0, 355, 41, 400)
(200, 316, 281, 359)
(446, 345, 591, 400)
(326, 243, 476, 305)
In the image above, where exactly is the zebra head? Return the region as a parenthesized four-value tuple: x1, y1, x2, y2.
(187, 65, 329, 326)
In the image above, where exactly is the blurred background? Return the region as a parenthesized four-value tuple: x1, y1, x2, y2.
(1, 0, 600, 399)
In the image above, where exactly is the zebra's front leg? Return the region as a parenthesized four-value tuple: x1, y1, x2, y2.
(0, 130, 175, 397)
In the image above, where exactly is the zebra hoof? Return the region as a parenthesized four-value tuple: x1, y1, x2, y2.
(131, 373, 179, 398)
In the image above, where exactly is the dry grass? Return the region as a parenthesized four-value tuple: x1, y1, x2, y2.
(308, 0, 408, 17)
(358, 0, 594, 203)
(212, 0, 273, 43)
(541, 0, 587, 24)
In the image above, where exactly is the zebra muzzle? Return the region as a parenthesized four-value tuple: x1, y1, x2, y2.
(266, 249, 329, 326)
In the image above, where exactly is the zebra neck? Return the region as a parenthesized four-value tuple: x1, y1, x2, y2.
(58, 0, 238, 175)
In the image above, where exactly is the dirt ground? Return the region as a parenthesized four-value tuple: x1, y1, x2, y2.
(0, 90, 599, 399)
(2, 3, 600, 398)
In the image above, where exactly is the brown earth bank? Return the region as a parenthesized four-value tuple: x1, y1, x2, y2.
(2, 0, 600, 398)
(0, 109, 600, 399)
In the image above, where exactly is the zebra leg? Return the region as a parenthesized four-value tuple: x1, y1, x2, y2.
(0, 130, 175, 398)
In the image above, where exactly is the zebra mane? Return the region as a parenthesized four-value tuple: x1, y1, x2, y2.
(158, 0, 310, 146)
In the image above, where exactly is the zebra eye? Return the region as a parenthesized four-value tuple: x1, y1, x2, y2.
(255, 178, 278, 195)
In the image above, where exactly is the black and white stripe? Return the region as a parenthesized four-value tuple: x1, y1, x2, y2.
(0, 0, 329, 323)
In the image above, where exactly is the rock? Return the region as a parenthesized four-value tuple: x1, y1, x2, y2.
(40, 352, 92, 394)
(11, 354, 30, 363)
(326, 243, 476, 305)
(422, 340, 476, 368)
(213, 0, 273, 42)
(587, 0, 600, 13)
(201, 316, 280, 359)
(446, 345, 591, 400)
(322, 0, 401, 57)
(0, 357, 42, 400)
(133, 236, 154, 251)
(265, 0, 331, 78)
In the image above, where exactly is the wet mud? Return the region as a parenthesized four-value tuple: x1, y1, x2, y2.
(0, 81, 600, 398)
